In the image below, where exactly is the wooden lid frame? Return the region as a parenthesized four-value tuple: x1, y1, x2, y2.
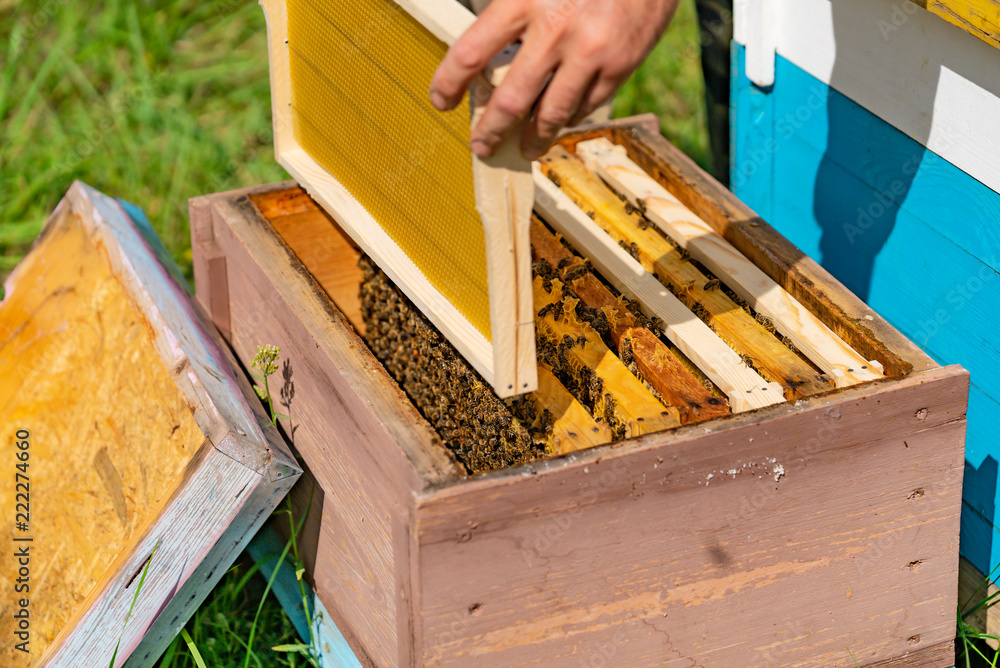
(1, 183, 301, 666)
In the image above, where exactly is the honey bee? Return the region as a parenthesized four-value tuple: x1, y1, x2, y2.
(620, 337, 634, 366)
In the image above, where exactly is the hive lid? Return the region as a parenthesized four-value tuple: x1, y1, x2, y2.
(0, 182, 300, 667)
(259, 0, 537, 397)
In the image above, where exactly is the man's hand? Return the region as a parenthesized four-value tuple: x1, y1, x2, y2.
(429, 0, 680, 160)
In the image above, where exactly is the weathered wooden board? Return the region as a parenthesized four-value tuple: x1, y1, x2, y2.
(192, 183, 461, 667)
(731, 36, 1000, 626)
(576, 136, 883, 387)
(911, 0, 1000, 50)
(0, 197, 204, 665)
(0, 182, 301, 667)
(414, 365, 967, 667)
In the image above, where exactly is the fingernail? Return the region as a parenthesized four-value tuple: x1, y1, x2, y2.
(471, 140, 492, 158)
(429, 90, 449, 111)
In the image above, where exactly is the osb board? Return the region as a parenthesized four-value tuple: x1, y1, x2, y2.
(0, 213, 204, 663)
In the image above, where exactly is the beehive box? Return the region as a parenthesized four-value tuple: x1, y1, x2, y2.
(191, 117, 967, 667)
(0, 183, 300, 667)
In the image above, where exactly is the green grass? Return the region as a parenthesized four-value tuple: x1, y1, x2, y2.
(3, 1, 1000, 665)
(0, 1, 708, 665)
(156, 552, 302, 667)
(0, 0, 287, 280)
(0, 0, 709, 281)
(613, 0, 711, 172)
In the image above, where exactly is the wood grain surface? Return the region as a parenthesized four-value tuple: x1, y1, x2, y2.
(530, 215, 730, 424)
(0, 204, 204, 666)
(414, 364, 967, 667)
(0, 182, 301, 668)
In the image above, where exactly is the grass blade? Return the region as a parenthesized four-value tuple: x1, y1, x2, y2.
(108, 538, 160, 668)
(181, 627, 209, 668)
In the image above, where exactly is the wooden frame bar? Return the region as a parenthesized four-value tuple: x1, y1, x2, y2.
(577, 137, 884, 388)
(258, 0, 536, 397)
(529, 215, 730, 424)
(533, 166, 786, 413)
(558, 116, 924, 380)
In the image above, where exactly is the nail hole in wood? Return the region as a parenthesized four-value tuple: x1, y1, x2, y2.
(126, 549, 155, 589)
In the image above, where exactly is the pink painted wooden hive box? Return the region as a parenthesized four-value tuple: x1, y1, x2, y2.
(190, 117, 968, 667)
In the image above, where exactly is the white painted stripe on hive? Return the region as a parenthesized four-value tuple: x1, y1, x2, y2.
(737, 0, 1000, 195)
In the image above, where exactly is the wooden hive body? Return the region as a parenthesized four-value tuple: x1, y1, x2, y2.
(0, 183, 301, 667)
(192, 118, 967, 667)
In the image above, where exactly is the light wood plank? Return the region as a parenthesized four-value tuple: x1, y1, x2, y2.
(279, 147, 495, 384)
(521, 364, 614, 455)
(472, 98, 537, 395)
(574, 121, 925, 378)
(578, 137, 884, 388)
(539, 145, 831, 398)
(391, 0, 476, 45)
(533, 169, 785, 413)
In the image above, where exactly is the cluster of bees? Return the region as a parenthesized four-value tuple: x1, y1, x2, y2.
(359, 256, 544, 473)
